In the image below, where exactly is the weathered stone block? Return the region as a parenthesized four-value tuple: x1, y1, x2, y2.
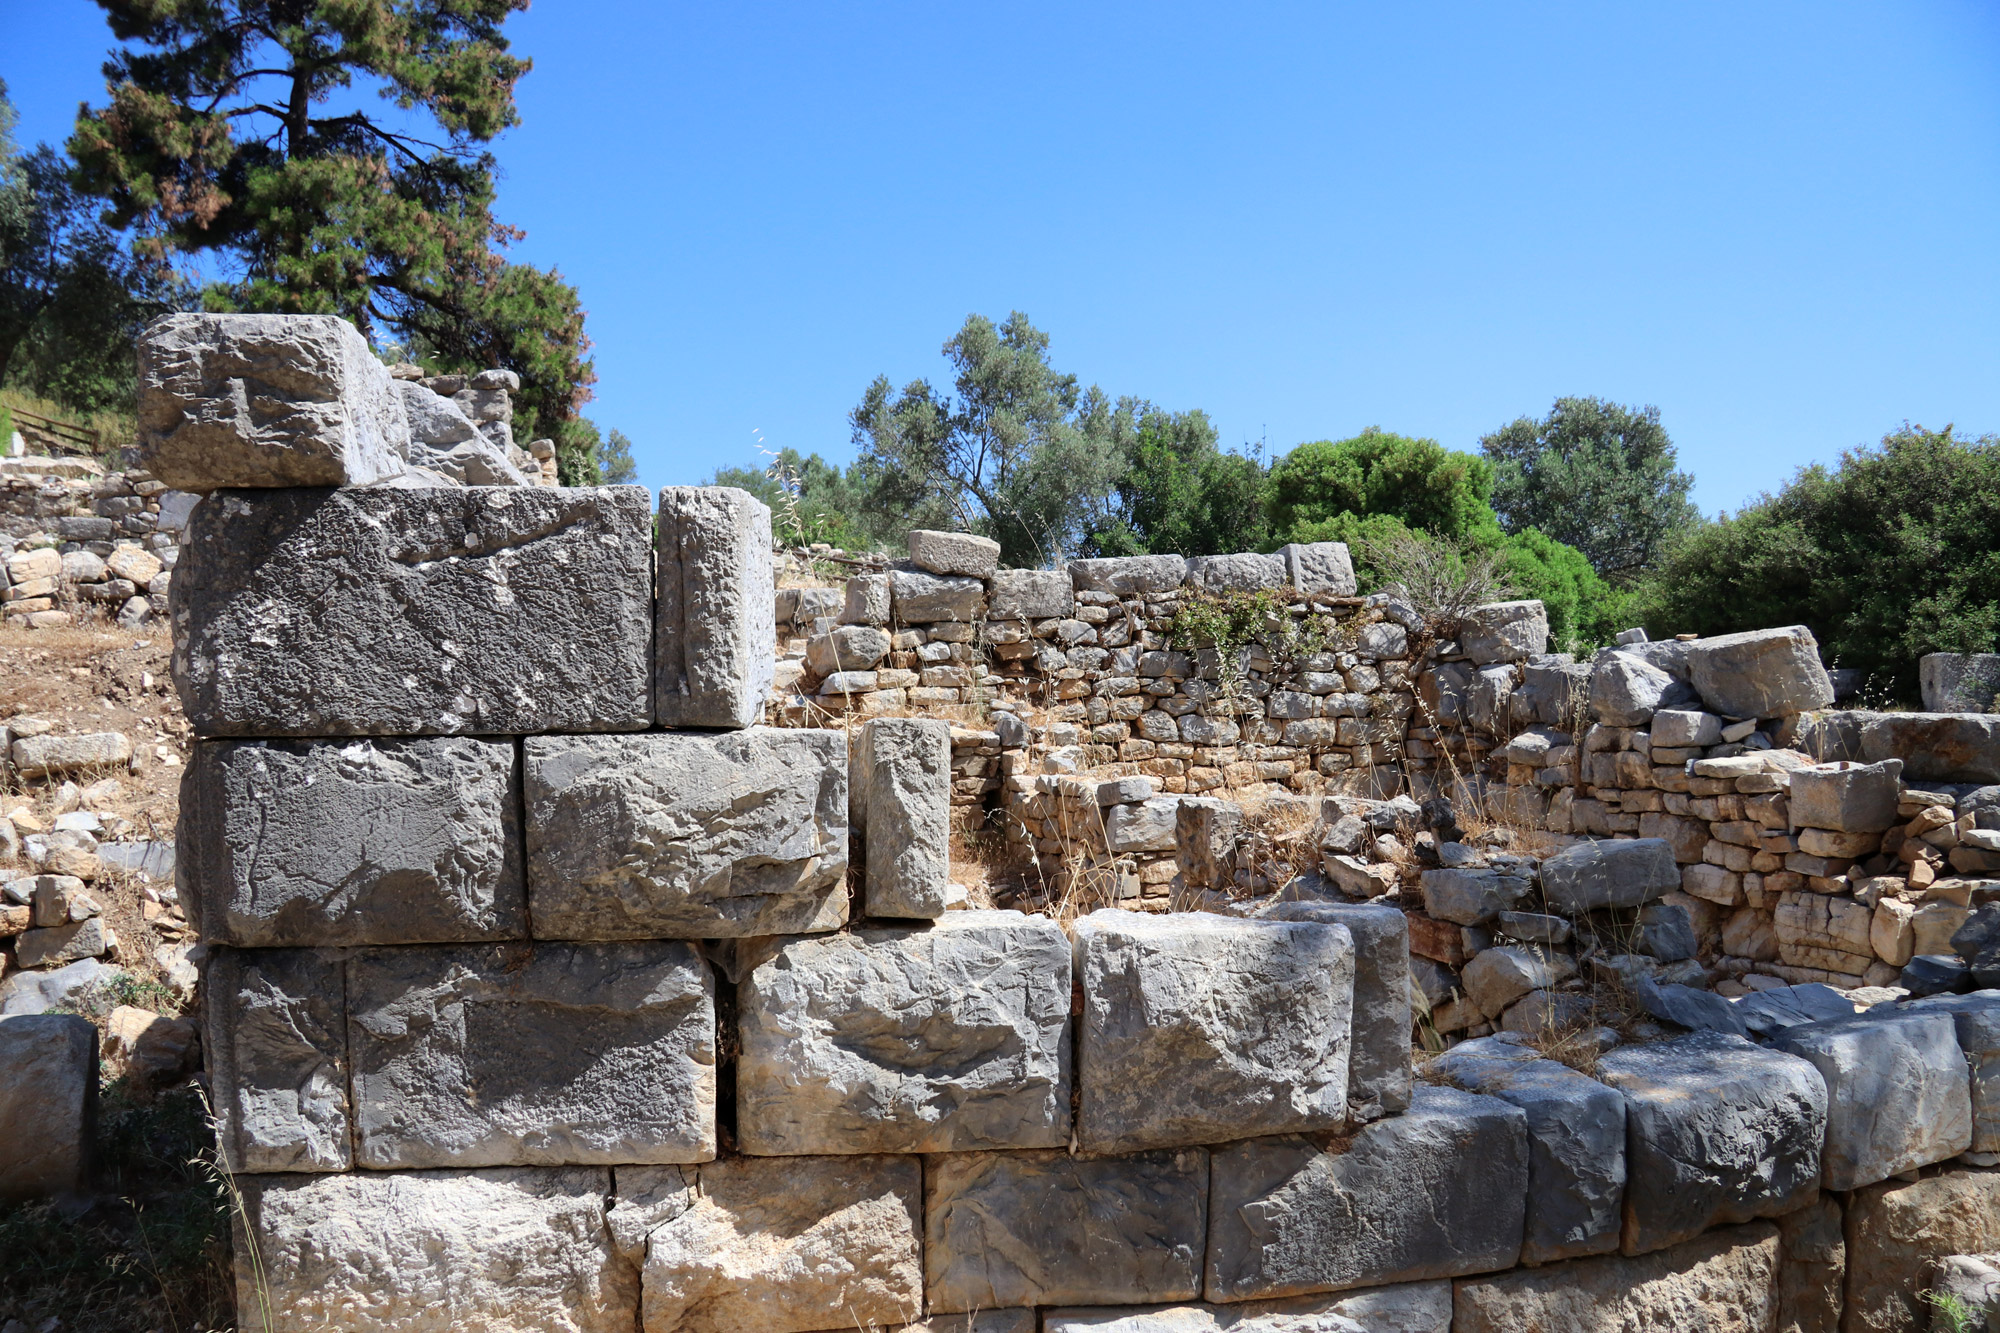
(1069, 554, 1188, 595)
(852, 718, 951, 919)
(805, 624, 891, 674)
(1461, 600, 1549, 666)
(843, 571, 892, 625)
(925, 1147, 1209, 1311)
(1266, 901, 1413, 1121)
(892, 567, 984, 622)
(524, 729, 848, 939)
(1452, 1223, 1780, 1333)
(1774, 1011, 1972, 1190)
(1461, 945, 1577, 1020)
(1419, 866, 1533, 925)
(1773, 1195, 1845, 1333)
(205, 947, 349, 1173)
(1907, 992, 2000, 1153)
(1593, 651, 1680, 726)
(1859, 713, 2000, 785)
(13, 917, 108, 968)
(910, 528, 1001, 579)
(0, 1013, 95, 1200)
(1185, 552, 1286, 592)
(1653, 708, 1724, 748)
(657, 486, 775, 730)
(173, 486, 654, 736)
(1106, 797, 1182, 853)
(1045, 1281, 1451, 1332)
(1687, 626, 1835, 719)
(1922, 652, 2000, 714)
(1789, 760, 1903, 834)
(988, 567, 1072, 619)
(182, 737, 523, 947)
(1279, 541, 1356, 598)
(1845, 1168, 2000, 1333)
(1177, 798, 1243, 890)
(737, 913, 1071, 1154)
(9, 730, 133, 779)
(1075, 909, 1353, 1153)
(1539, 837, 1680, 913)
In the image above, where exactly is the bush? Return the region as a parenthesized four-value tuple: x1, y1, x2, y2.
(1268, 429, 1496, 545)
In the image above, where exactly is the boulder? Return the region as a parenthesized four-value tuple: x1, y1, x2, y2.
(1185, 552, 1286, 592)
(909, 528, 1001, 579)
(1452, 1223, 1780, 1333)
(989, 568, 1072, 619)
(850, 717, 952, 919)
(1265, 901, 1413, 1120)
(1922, 653, 2000, 714)
(804, 624, 892, 675)
(1903, 992, 2000, 1153)
(1859, 713, 2000, 785)
(1068, 554, 1189, 595)
(1460, 600, 1549, 666)
(1845, 1168, 2000, 1333)
(0, 1013, 96, 1200)
(205, 947, 351, 1173)
(1279, 541, 1357, 598)
(657, 486, 777, 730)
(891, 567, 984, 622)
(1773, 1010, 1972, 1190)
(1539, 838, 1680, 913)
(1789, 760, 1904, 834)
(1686, 626, 1835, 719)
(1419, 866, 1533, 926)
(1592, 652, 1681, 726)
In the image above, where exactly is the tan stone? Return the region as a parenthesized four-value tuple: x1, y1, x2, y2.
(1869, 898, 1916, 967)
(1843, 1167, 2000, 1333)
(1452, 1223, 1779, 1333)
(1775, 1195, 1844, 1333)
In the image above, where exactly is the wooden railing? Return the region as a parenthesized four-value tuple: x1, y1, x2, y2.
(9, 406, 101, 454)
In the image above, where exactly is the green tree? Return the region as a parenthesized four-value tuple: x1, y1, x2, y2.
(1481, 396, 1698, 582)
(1086, 408, 1270, 557)
(1267, 429, 1497, 545)
(711, 447, 874, 550)
(598, 428, 638, 485)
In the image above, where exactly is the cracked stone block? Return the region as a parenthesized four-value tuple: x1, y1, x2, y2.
(1278, 541, 1357, 599)
(1592, 652, 1682, 727)
(925, 1147, 1209, 1311)
(1686, 626, 1836, 719)
(182, 737, 523, 947)
(1185, 552, 1287, 592)
(1265, 901, 1413, 1121)
(656, 486, 775, 729)
(205, 947, 349, 1173)
(1452, 1222, 1780, 1333)
(172, 486, 654, 736)
(1106, 798, 1182, 854)
(1596, 1031, 1827, 1255)
(235, 1166, 635, 1333)
(1539, 837, 1680, 913)
(892, 567, 984, 622)
(1075, 909, 1353, 1153)
(852, 718, 951, 919)
(1773, 1010, 1973, 1190)
(988, 568, 1072, 619)
(0, 1014, 96, 1200)
(736, 913, 1071, 1154)
(1844, 1169, 2000, 1333)
(137, 313, 412, 491)
(1460, 601, 1549, 666)
(1907, 991, 2000, 1152)
(348, 940, 714, 1169)
(909, 529, 1001, 579)
(642, 1154, 923, 1333)
(524, 729, 848, 939)
(1068, 554, 1188, 595)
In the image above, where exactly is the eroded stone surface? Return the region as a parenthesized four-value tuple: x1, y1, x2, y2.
(1460, 601, 1549, 666)
(909, 529, 1001, 579)
(1540, 838, 1680, 913)
(1906, 991, 2000, 1153)
(989, 568, 1072, 619)
(1845, 1168, 2000, 1333)
(1280, 542, 1357, 599)
(657, 486, 776, 730)
(1773, 1010, 1972, 1190)
(1451, 1223, 1780, 1333)
(1686, 626, 1835, 719)
(0, 1014, 95, 1200)
(852, 718, 951, 919)
(1068, 555, 1188, 595)
(206, 947, 349, 1173)
(1265, 901, 1413, 1120)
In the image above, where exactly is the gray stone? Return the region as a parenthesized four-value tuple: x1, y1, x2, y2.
(1186, 552, 1287, 592)
(657, 486, 776, 730)
(1592, 651, 1680, 726)
(1098, 776, 1157, 805)
(182, 737, 523, 947)
(524, 729, 848, 939)
(1266, 901, 1413, 1120)
(1069, 554, 1188, 595)
(1597, 1031, 1827, 1255)
(1789, 760, 1904, 834)
(1075, 909, 1353, 1153)
(1652, 708, 1724, 748)
(1957, 905, 2000, 987)
(1460, 600, 1549, 666)
(137, 313, 412, 491)
(1639, 902, 1700, 962)
(925, 1147, 1209, 1311)
(1905, 991, 2000, 1152)
(1902, 954, 1973, 998)
(1107, 797, 1183, 854)
(348, 941, 714, 1169)
(1498, 911, 1572, 945)
(9, 730, 133, 779)
(398, 382, 528, 485)
(804, 624, 891, 674)
(205, 947, 350, 1173)
(1178, 798, 1244, 889)
(842, 571, 892, 625)
(989, 567, 1073, 619)
(1461, 946, 1576, 1020)
(1419, 866, 1533, 925)
(1540, 837, 1680, 913)
(736, 912, 1071, 1154)
(1452, 1223, 1781, 1333)
(0, 957, 122, 1016)
(173, 485, 653, 736)
(1773, 1195, 1845, 1333)
(13, 917, 108, 968)
(1774, 1011, 1972, 1190)
(892, 567, 984, 622)
(1047, 1282, 1452, 1332)
(1280, 541, 1357, 598)
(1928, 1253, 2000, 1332)
(1843, 1169, 2000, 1333)
(1860, 713, 2000, 785)
(1519, 658, 1593, 728)
(1204, 1084, 1529, 1300)
(0, 1014, 96, 1200)
(236, 1167, 636, 1333)
(1687, 625, 1836, 719)
(852, 717, 951, 919)
(1923, 653, 2000, 714)
(909, 528, 1001, 579)
(1633, 977, 1751, 1037)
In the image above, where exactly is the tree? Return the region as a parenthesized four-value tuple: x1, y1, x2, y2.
(711, 447, 875, 550)
(66, 0, 598, 467)
(599, 428, 638, 485)
(1084, 407, 1270, 557)
(1481, 396, 1698, 582)
(1266, 428, 1497, 545)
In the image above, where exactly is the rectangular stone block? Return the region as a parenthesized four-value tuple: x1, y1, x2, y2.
(1069, 554, 1188, 594)
(1266, 900, 1413, 1120)
(1075, 909, 1353, 1153)
(235, 1167, 635, 1333)
(173, 486, 653, 736)
(1859, 712, 2000, 785)
(656, 486, 775, 730)
(1845, 1167, 2000, 1333)
(1908, 991, 2000, 1153)
(1788, 759, 1903, 834)
(1205, 1084, 1529, 1301)
(348, 940, 714, 1169)
(524, 729, 848, 939)
(1686, 625, 1835, 719)
(737, 913, 1071, 1154)
(1451, 1222, 1780, 1333)
(0, 1014, 96, 1201)
(989, 567, 1073, 619)
(910, 528, 1001, 578)
(852, 717, 951, 919)
(893, 567, 984, 622)
(1596, 1031, 1826, 1256)
(182, 737, 523, 947)
(926, 1147, 1209, 1311)
(1046, 1280, 1451, 1331)
(1773, 1010, 1972, 1190)
(1279, 541, 1358, 599)
(9, 730, 133, 779)
(205, 947, 350, 1173)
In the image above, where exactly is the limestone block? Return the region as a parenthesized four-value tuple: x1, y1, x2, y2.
(642, 1154, 922, 1333)
(1687, 626, 1836, 719)
(1860, 713, 2000, 785)
(1461, 945, 1577, 1020)
(173, 485, 653, 736)
(1906, 992, 2000, 1152)
(1452, 1223, 1780, 1333)
(736, 913, 1071, 1154)
(524, 729, 848, 939)
(1205, 1084, 1528, 1300)
(892, 567, 984, 622)
(1774, 1195, 1845, 1333)
(1106, 797, 1183, 854)
(1460, 600, 1549, 666)
(1922, 652, 2000, 713)
(1789, 760, 1903, 834)
(1845, 1168, 2000, 1333)
(988, 567, 1072, 619)
(910, 528, 1001, 579)
(10, 730, 133, 779)
(399, 382, 528, 485)
(236, 1166, 635, 1333)
(843, 572, 892, 625)
(1593, 651, 1680, 726)
(852, 718, 951, 919)
(1280, 541, 1357, 598)
(1776, 891, 1876, 975)
(1418, 866, 1533, 925)
(1597, 1031, 1827, 1255)
(1539, 837, 1680, 913)
(890, 1318, 1037, 1333)
(1653, 708, 1724, 747)
(1069, 554, 1189, 595)
(182, 737, 522, 947)
(1186, 552, 1286, 592)
(1266, 901, 1413, 1120)
(1772, 1011, 1971, 1189)
(0, 1013, 95, 1200)
(1048, 1282, 1451, 1332)
(14, 917, 108, 968)
(205, 947, 350, 1173)
(1178, 798, 1243, 889)
(1074, 909, 1353, 1153)
(805, 624, 891, 675)
(657, 486, 776, 730)
(137, 313, 411, 491)
(925, 1147, 1209, 1311)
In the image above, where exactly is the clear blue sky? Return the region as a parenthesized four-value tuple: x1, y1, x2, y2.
(7, 1, 1999, 515)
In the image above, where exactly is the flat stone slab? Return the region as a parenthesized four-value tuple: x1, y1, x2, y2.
(173, 486, 654, 736)
(736, 913, 1072, 1154)
(1452, 1222, 1780, 1333)
(1773, 1009, 1973, 1190)
(1539, 838, 1680, 913)
(1266, 901, 1413, 1120)
(988, 568, 1072, 619)
(852, 718, 951, 919)
(656, 486, 775, 730)
(1205, 1084, 1529, 1301)
(1596, 1031, 1827, 1255)
(0, 1014, 96, 1200)
(1859, 712, 2000, 784)
(524, 728, 848, 939)
(1418, 867, 1533, 926)
(235, 1167, 635, 1333)
(909, 528, 1001, 579)
(1068, 554, 1188, 594)
(205, 947, 350, 1173)
(348, 941, 714, 1170)
(1906, 991, 2000, 1152)
(182, 737, 523, 947)
(892, 567, 984, 622)
(1074, 909, 1353, 1153)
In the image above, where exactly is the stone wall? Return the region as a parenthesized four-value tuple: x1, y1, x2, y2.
(1, 457, 187, 629)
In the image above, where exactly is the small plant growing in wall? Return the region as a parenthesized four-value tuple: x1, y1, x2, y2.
(1166, 588, 1356, 702)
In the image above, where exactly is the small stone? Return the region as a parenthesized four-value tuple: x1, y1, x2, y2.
(13, 917, 108, 968)
(988, 568, 1072, 619)
(1462, 945, 1577, 1020)
(9, 731, 133, 780)
(1419, 867, 1533, 925)
(101, 1004, 199, 1092)
(804, 624, 891, 675)
(1592, 652, 1681, 727)
(1105, 798, 1182, 853)
(1497, 911, 1572, 945)
(1279, 541, 1356, 598)
(1453, 1223, 1780, 1333)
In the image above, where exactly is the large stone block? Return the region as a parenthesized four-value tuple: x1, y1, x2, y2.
(1460, 600, 1549, 666)
(1266, 901, 1413, 1120)
(1106, 798, 1182, 853)
(1046, 1280, 1451, 1331)
(9, 730, 133, 779)
(524, 729, 848, 939)
(1186, 552, 1287, 592)
(1687, 626, 1835, 719)
(182, 737, 523, 947)
(1774, 1195, 1846, 1333)
(643, 1154, 923, 1333)
(1451, 1222, 1780, 1333)
(1205, 1084, 1529, 1301)
(137, 313, 411, 491)
(1907, 992, 2000, 1152)
(1539, 837, 1680, 913)
(852, 718, 951, 919)
(988, 568, 1072, 619)
(1592, 651, 1681, 726)
(925, 1147, 1209, 1311)
(172, 486, 654, 736)
(657, 486, 776, 730)
(892, 567, 984, 622)
(1596, 1031, 1826, 1256)
(1279, 541, 1357, 599)
(805, 624, 891, 675)
(348, 941, 713, 1169)
(736, 913, 1071, 1154)
(1773, 1011, 1972, 1190)
(235, 1166, 636, 1333)
(1069, 554, 1188, 595)
(1922, 652, 2000, 714)
(1789, 760, 1903, 834)
(205, 947, 350, 1173)
(910, 528, 1001, 579)
(1845, 1168, 2000, 1333)
(1074, 909, 1353, 1153)
(0, 1013, 96, 1200)
(1419, 866, 1534, 926)
(1859, 713, 2000, 785)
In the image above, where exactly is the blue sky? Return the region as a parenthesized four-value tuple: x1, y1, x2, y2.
(7, 1, 1999, 514)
